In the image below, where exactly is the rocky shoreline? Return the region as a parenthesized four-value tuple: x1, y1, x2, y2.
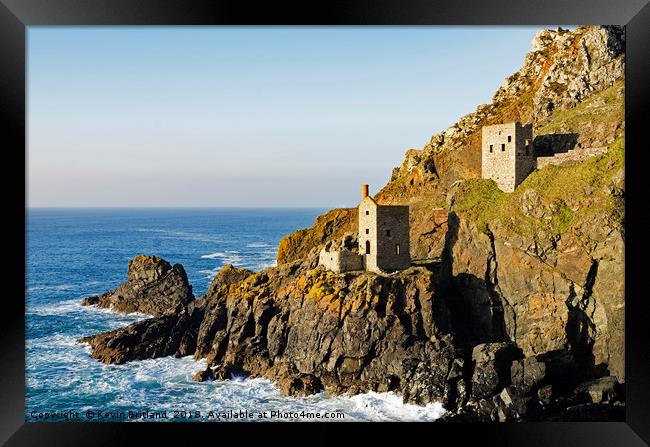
(78, 247, 624, 421)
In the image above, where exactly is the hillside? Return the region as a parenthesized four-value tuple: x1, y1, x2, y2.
(277, 25, 624, 263)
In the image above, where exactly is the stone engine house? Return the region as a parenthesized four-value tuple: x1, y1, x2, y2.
(482, 122, 536, 192)
(318, 185, 411, 274)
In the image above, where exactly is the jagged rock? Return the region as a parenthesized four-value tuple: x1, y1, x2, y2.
(78, 303, 202, 364)
(537, 384, 553, 404)
(79, 261, 453, 402)
(572, 376, 620, 404)
(80, 255, 194, 317)
(207, 264, 253, 296)
(401, 335, 462, 407)
(470, 343, 521, 400)
(510, 357, 546, 395)
(193, 367, 214, 382)
(277, 374, 323, 397)
(211, 363, 245, 380)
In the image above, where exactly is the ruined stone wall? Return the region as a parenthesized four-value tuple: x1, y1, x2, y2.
(318, 249, 363, 273)
(376, 206, 411, 272)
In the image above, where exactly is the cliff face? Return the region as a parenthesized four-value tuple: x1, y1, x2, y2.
(445, 136, 624, 380)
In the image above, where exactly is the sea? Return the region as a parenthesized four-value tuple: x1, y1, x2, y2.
(26, 208, 446, 422)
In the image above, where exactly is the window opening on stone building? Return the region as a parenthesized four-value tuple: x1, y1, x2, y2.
(386, 229, 391, 237)
(501, 144, 505, 151)
(396, 244, 400, 255)
(366, 240, 370, 254)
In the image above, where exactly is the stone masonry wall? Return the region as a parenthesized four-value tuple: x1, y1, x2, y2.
(358, 198, 378, 272)
(318, 249, 363, 273)
(482, 122, 535, 192)
(376, 206, 411, 272)
(482, 122, 518, 192)
(515, 123, 536, 186)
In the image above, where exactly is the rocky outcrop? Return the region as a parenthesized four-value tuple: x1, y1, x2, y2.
(277, 208, 357, 265)
(79, 258, 456, 396)
(78, 247, 624, 421)
(81, 255, 194, 317)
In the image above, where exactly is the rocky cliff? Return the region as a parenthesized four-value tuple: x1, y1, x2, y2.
(273, 24, 625, 383)
(444, 137, 624, 382)
(77, 26, 625, 421)
(81, 255, 194, 317)
(80, 255, 456, 398)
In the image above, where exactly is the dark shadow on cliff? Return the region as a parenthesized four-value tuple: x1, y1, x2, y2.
(440, 212, 510, 349)
(559, 260, 610, 386)
(534, 133, 579, 156)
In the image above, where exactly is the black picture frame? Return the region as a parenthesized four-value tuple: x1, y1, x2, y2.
(2, 0, 649, 445)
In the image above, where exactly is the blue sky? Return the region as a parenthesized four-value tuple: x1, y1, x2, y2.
(28, 26, 550, 207)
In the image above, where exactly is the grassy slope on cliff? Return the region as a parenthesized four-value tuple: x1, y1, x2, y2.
(452, 136, 624, 239)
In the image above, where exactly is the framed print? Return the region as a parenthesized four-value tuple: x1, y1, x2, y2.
(2, 0, 649, 445)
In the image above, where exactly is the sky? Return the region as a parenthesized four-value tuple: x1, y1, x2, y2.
(28, 26, 550, 208)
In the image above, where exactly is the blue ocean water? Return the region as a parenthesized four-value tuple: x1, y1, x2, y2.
(26, 208, 445, 422)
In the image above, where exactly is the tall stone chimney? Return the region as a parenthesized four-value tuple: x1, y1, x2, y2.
(362, 184, 369, 199)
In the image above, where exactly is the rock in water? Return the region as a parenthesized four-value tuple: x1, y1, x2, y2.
(80, 255, 194, 317)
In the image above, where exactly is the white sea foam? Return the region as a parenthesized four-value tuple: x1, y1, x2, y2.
(27, 298, 86, 316)
(28, 297, 151, 321)
(28, 331, 446, 422)
(200, 252, 228, 259)
(246, 243, 271, 248)
(343, 391, 446, 421)
(27, 328, 445, 421)
(27, 284, 78, 293)
(133, 228, 223, 244)
(199, 251, 244, 269)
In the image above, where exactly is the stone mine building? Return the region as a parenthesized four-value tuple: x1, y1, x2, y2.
(482, 122, 536, 192)
(318, 184, 411, 274)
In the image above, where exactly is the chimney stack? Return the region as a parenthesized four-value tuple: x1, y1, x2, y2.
(362, 184, 369, 199)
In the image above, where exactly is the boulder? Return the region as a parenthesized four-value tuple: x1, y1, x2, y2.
(80, 255, 194, 317)
(510, 357, 546, 395)
(572, 376, 620, 404)
(470, 343, 521, 400)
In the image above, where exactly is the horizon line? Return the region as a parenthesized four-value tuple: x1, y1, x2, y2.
(26, 205, 338, 209)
